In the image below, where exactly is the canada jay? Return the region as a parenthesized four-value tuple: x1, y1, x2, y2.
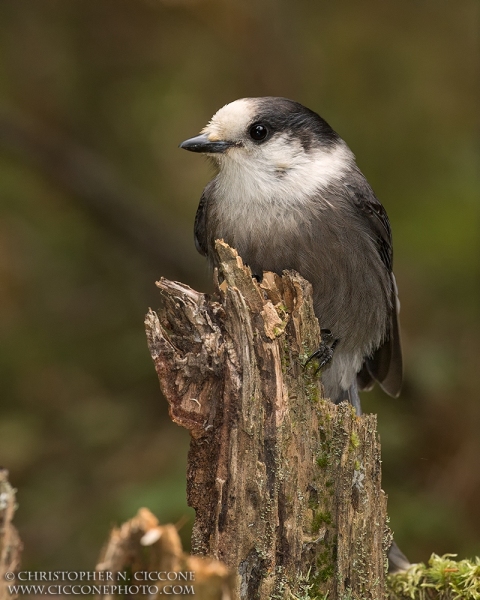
(180, 97, 402, 416)
(180, 97, 409, 572)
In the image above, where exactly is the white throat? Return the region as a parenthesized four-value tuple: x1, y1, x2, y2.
(213, 138, 353, 230)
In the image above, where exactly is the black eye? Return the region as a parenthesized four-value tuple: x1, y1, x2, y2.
(249, 123, 269, 142)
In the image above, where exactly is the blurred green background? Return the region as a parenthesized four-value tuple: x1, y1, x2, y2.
(0, 0, 478, 571)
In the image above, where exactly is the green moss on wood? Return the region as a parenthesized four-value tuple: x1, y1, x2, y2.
(316, 453, 329, 469)
(349, 432, 360, 450)
(311, 511, 333, 533)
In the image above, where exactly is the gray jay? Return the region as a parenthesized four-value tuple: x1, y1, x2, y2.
(180, 97, 402, 416)
(180, 97, 409, 572)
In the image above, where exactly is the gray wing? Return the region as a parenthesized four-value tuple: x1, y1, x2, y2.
(194, 186, 211, 257)
(345, 176, 403, 397)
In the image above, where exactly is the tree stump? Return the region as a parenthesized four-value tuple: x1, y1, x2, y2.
(145, 241, 391, 600)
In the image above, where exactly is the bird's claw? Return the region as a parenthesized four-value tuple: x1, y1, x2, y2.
(305, 330, 339, 374)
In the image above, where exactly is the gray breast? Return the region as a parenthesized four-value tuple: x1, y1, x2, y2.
(207, 182, 391, 377)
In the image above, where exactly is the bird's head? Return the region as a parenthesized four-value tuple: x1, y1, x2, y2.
(180, 97, 354, 201)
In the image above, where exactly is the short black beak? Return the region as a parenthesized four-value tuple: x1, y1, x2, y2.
(179, 133, 235, 153)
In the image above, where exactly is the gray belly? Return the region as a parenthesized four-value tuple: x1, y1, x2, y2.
(210, 208, 391, 394)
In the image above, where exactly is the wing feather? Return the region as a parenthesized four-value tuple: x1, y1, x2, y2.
(194, 187, 210, 257)
(345, 176, 403, 397)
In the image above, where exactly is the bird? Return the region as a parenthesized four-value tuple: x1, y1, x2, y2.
(179, 97, 402, 417)
(180, 97, 410, 573)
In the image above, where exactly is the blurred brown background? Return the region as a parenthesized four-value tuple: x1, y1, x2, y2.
(0, 0, 478, 571)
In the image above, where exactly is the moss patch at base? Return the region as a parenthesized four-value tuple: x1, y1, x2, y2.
(387, 554, 480, 600)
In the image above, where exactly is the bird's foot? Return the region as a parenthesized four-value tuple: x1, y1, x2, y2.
(319, 328, 335, 344)
(305, 330, 339, 373)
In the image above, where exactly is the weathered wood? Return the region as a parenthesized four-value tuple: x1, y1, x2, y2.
(145, 241, 390, 599)
(96, 508, 234, 600)
(0, 470, 22, 600)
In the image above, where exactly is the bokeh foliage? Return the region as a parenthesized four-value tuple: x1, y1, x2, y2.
(0, 0, 478, 570)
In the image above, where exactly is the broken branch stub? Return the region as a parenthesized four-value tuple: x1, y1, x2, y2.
(145, 240, 390, 599)
(95, 508, 234, 600)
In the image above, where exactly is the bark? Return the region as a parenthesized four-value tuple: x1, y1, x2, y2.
(145, 241, 391, 600)
(0, 470, 22, 600)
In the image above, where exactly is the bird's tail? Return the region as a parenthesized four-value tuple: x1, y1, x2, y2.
(388, 540, 411, 573)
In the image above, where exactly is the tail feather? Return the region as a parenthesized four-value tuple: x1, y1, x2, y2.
(388, 540, 411, 573)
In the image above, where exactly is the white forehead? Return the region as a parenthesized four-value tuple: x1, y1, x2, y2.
(202, 99, 255, 142)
